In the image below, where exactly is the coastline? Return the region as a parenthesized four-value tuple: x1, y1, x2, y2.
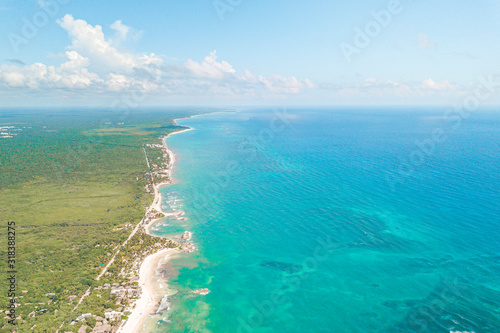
(118, 248, 176, 333)
(118, 120, 194, 333)
(146, 127, 193, 234)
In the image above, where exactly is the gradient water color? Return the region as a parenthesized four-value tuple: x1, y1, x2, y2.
(150, 108, 500, 332)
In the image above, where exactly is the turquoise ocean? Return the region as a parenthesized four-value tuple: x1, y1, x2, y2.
(151, 108, 499, 332)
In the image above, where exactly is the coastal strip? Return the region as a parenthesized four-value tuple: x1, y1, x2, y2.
(118, 122, 195, 333)
(118, 248, 176, 333)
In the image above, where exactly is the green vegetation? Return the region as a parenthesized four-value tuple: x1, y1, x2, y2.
(0, 108, 201, 332)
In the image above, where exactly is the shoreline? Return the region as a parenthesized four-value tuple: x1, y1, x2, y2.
(118, 248, 177, 333)
(119, 111, 227, 333)
(145, 127, 193, 236)
(148, 127, 193, 216)
(118, 119, 195, 333)
(149, 128, 193, 217)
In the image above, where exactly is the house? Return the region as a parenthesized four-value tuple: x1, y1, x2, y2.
(104, 310, 122, 320)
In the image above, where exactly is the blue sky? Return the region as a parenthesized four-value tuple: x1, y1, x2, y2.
(0, 0, 499, 106)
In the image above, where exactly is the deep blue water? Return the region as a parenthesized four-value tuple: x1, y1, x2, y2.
(152, 108, 500, 332)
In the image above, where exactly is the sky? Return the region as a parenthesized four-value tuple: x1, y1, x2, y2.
(0, 0, 499, 106)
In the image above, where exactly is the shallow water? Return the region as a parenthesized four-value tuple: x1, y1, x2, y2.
(150, 108, 500, 332)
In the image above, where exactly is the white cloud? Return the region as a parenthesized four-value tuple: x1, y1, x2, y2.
(416, 33, 437, 49)
(57, 14, 162, 74)
(59, 50, 89, 71)
(258, 74, 315, 94)
(110, 20, 130, 42)
(1, 70, 25, 88)
(177, 51, 313, 95)
(421, 78, 454, 90)
(0, 51, 102, 90)
(184, 51, 236, 79)
(0, 15, 314, 98)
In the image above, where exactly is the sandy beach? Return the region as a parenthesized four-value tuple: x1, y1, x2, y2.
(145, 128, 192, 233)
(118, 123, 194, 333)
(118, 248, 176, 333)
(118, 113, 223, 332)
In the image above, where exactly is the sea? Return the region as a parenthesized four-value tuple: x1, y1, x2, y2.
(148, 108, 500, 333)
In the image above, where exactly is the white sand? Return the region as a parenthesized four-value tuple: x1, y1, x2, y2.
(119, 126, 193, 333)
(118, 248, 176, 333)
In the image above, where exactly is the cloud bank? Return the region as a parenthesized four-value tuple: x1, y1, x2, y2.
(0, 15, 475, 104)
(0, 15, 313, 100)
